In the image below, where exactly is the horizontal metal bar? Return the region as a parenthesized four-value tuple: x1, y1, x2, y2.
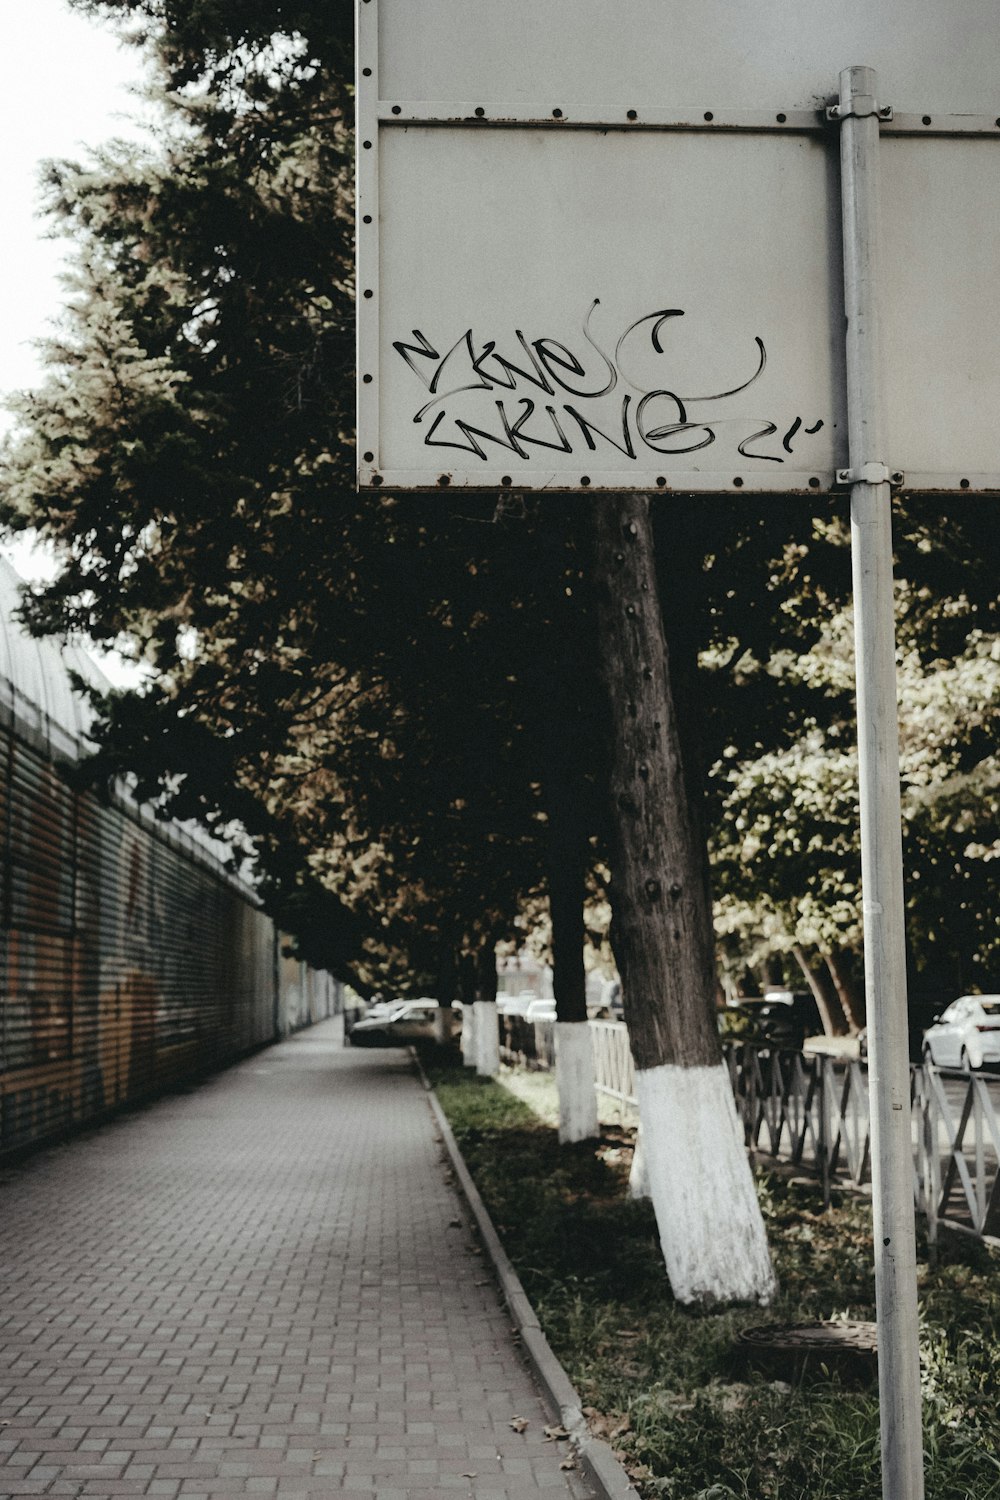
(377, 102, 1000, 137)
(378, 101, 826, 130)
(900, 473, 1000, 494)
(359, 466, 839, 495)
(360, 467, 1000, 496)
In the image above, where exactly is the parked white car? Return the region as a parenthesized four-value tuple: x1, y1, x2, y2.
(524, 998, 557, 1023)
(497, 992, 536, 1017)
(349, 999, 441, 1046)
(922, 994, 1000, 1070)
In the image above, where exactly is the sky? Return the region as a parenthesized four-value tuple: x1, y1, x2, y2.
(0, 0, 150, 678)
(0, 0, 148, 426)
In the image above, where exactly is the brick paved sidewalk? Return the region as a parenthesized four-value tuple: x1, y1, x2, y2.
(0, 1024, 595, 1500)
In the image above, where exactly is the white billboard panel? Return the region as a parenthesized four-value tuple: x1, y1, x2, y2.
(357, 0, 1000, 493)
(377, 0, 1000, 116)
(372, 129, 845, 492)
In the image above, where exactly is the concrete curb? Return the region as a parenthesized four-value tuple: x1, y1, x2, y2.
(415, 1054, 640, 1500)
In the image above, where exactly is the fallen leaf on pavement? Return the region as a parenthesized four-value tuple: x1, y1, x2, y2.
(543, 1425, 570, 1441)
(509, 1415, 529, 1433)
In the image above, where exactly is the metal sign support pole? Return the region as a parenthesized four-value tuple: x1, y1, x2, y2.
(835, 64, 924, 1500)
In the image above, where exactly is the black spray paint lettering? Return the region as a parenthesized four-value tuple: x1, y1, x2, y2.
(392, 301, 825, 464)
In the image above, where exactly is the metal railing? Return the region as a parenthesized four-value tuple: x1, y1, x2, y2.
(589, 1019, 636, 1106)
(725, 1041, 1000, 1248)
(496, 1015, 1000, 1248)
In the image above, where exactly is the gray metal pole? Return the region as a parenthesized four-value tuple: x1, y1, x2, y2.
(836, 64, 924, 1500)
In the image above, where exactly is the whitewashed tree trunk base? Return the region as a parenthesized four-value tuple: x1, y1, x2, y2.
(475, 1000, 500, 1076)
(460, 1004, 476, 1066)
(628, 1123, 650, 1199)
(554, 1021, 599, 1144)
(635, 1062, 776, 1306)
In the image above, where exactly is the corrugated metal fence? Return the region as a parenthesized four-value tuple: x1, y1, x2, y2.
(0, 678, 341, 1158)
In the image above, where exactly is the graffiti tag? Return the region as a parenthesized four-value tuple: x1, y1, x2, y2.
(393, 301, 825, 466)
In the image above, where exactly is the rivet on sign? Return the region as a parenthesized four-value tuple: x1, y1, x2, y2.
(362, 67, 372, 77)
(391, 105, 401, 115)
(475, 107, 485, 117)
(372, 474, 383, 485)
(922, 115, 932, 125)
(552, 108, 563, 118)
(656, 475, 667, 486)
(363, 289, 373, 299)
(362, 374, 373, 384)
(627, 109, 638, 120)
(363, 214, 372, 224)
(500, 475, 512, 486)
(776, 112, 786, 123)
(363, 140, 372, 149)
(363, 451, 374, 462)
(960, 477, 970, 489)
(580, 475, 591, 486)
(703, 111, 714, 122)
(809, 476, 820, 488)
(438, 474, 450, 486)
(733, 476, 744, 487)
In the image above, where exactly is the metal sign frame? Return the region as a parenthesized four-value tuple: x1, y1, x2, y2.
(357, 0, 1000, 497)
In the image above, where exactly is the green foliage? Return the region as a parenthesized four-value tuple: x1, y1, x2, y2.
(702, 506, 1000, 994)
(430, 1059, 1000, 1500)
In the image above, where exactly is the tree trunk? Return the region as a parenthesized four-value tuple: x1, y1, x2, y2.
(792, 944, 842, 1037)
(474, 939, 500, 1077)
(591, 494, 775, 1306)
(825, 948, 866, 1033)
(547, 750, 599, 1143)
(458, 950, 477, 1066)
(434, 945, 458, 1046)
(827, 948, 863, 1032)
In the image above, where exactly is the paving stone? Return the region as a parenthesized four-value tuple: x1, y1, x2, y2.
(0, 1023, 593, 1499)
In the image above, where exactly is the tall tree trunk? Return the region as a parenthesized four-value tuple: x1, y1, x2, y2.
(458, 949, 477, 1066)
(434, 944, 458, 1046)
(591, 494, 774, 1306)
(792, 944, 842, 1037)
(547, 774, 599, 1143)
(474, 937, 500, 1077)
(825, 948, 866, 1033)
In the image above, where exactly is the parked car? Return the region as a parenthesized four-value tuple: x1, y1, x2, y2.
(524, 997, 557, 1023)
(497, 992, 537, 1018)
(349, 998, 442, 1046)
(722, 991, 823, 1050)
(921, 994, 1000, 1070)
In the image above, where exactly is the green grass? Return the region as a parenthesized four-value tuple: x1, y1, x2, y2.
(425, 1054, 1000, 1500)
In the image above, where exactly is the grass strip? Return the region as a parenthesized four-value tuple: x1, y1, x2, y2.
(424, 1051, 1000, 1500)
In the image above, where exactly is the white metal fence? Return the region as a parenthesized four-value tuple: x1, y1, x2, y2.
(498, 1017, 1000, 1248)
